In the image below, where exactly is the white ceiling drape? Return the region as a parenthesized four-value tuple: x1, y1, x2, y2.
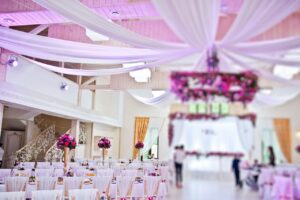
(32, 0, 188, 50)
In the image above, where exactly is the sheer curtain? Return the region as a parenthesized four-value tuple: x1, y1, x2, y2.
(133, 117, 149, 158)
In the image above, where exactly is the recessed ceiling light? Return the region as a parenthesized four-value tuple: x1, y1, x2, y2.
(2, 18, 15, 25)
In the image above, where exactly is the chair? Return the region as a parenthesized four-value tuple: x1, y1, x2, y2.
(68, 189, 97, 200)
(121, 170, 137, 177)
(35, 169, 53, 177)
(93, 176, 111, 193)
(116, 176, 134, 199)
(51, 162, 64, 169)
(37, 177, 57, 190)
(64, 177, 83, 191)
(131, 180, 144, 199)
(32, 190, 63, 200)
(22, 162, 35, 169)
(271, 176, 294, 200)
(5, 177, 28, 192)
(12, 169, 31, 177)
(0, 169, 11, 183)
(157, 180, 168, 199)
(53, 169, 64, 177)
(0, 191, 25, 200)
(295, 177, 300, 200)
(74, 169, 88, 177)
(144, 176, 160, 199)
(96, 169, 113, 178)
(258, 168, 274, 200)
(36, 162, 51, 169)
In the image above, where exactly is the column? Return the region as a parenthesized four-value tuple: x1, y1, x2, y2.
(70, 120, 85, 159)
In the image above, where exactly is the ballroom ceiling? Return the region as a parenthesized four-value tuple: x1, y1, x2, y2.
(1, 0, 300, 90)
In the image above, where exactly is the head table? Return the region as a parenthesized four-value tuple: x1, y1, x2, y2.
(0, 160, 170, 199)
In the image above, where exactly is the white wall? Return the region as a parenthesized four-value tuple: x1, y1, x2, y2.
(120, 92, 170, 160)
(5, 58, 78, 105)
(249, 95, 300, 163)
(92, 123, 120, 159)
(94, 90, 123, 124)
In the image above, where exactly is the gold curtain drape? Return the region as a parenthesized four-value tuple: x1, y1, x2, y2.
(133, 117, 150, 158)
(273, 118, 292, 163)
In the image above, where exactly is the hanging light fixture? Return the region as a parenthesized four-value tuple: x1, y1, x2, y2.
(7, 55, 18, 67)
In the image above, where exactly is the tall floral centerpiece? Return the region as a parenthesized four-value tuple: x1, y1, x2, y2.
(135, 141, 144, 161)
(57, 134, 76, 174)
(98, 137, 111, 166)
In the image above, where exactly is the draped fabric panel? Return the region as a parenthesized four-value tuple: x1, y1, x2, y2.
(133, 117, 150, 158)
(222, 0, 300, 45)
(152, 0, 220, 50)
(273, 119, 292, 163)
(33, 0, 187, 49)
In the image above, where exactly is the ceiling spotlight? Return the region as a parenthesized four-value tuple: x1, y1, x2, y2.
(60, 82, 69, 91)
(111, 11, 120, 16)
(7, 56, 18, 67)
(2, 18, 15, 26)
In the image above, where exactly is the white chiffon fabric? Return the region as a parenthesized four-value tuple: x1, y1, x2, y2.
(37, 177, 56, 190)
(236, 119, 254, 152)
(68, 189, 97, 200)
(31, 190, 63, 200)
(32, 0, 187, 49)
(152, 0, 220, 50)
(0, 191, 25, 200)
(222, 0, 300, 44)
(5, 177, 28, 192)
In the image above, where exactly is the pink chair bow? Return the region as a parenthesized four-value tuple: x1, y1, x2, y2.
(147, 196, 155, 200)
(120, 197, 127, 200)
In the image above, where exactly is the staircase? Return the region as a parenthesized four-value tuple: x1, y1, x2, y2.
(15, 114, 71, 162)
(15, 125, 56, 162)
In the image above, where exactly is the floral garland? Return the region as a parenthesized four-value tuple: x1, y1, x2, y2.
(98, 137, 111, 149)
(170, 71, 258, 103)
(168, 113, 256, 146)
(57, 134, 76, 150)
(135, 141, 144, 149)
(186, 151, 244, 158)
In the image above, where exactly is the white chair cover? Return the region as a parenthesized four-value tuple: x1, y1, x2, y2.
(271, 176, 294, 200)
(51, 162, 64, 168)
(144, 176, 160, 198)
(5, 177, 28, 192)
(36, 162, 51, 169)
(116, 176, 134, 199)
(96, 169, 113, 178)
(75, 169, 88, 177)
(22, 162, 35, 169)
(64, 177, 83, 191)
(53, 169, 64, 177)
(32, 190, 63, 200)
(68, 189, 97, 200)
(157, 181, 168, 199)
(121, 170, 138, 177)
(35, 169, 53, 177)
(37, 177, 56, 190)
(0, 169, 11, 183)
(295, 177, 300, 200)
(159, 166, 169, 181)
(131, 180, 144, 198)
(0, 191, 25, 200)
(12, 169, 31, 177)
(93, 176, 111, 193)
(112, 166, 123, 177)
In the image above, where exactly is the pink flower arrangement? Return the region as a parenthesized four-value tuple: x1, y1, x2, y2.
(98, 137, 111, 149)
(57, 134, 76, 150)
(170, 71, 258, 103)
(135, 141, 144, 149)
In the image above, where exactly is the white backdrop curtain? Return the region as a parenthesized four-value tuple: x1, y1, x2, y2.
(33, 0, 187, 49)
(257, 119, 286, 163)
(142, 118, 165, 158)
(236, 119, 254, 152)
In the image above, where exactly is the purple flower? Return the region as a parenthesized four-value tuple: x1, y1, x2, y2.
(98, 137, 111, 149)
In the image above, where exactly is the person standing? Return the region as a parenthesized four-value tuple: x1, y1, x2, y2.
(0, 144, 4, 168)
(232, 155, 242, 188)
(267, 146, 276, 167)
(174, 145, 186, 188)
